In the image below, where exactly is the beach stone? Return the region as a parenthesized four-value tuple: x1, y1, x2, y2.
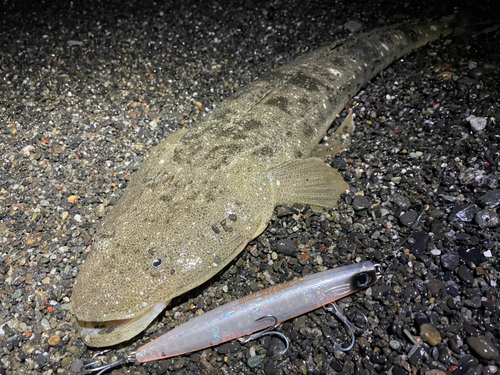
(441, 253, 460, 270)
(400, 211, 418, 227)
(467, 336, 499, 360)
(393, 194, 411, 209)
(276, 239, 296, 255)
(247, 355, 263, 368)
(451, 204, 476, 222)
(475, 209, 499, 228)
(425, 371, 446, 375)
(420, 323, 441, 346)
(458, 265, 474, 284)
(48, 335, 60, 346)
(470, 116, 487, 131)
(467, 67, 487, 80)
(352, 196, 371, 211)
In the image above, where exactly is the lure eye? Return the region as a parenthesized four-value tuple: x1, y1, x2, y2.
(354, 272, 370, 287)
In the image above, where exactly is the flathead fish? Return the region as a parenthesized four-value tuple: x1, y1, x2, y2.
(72, 16, 459, 347)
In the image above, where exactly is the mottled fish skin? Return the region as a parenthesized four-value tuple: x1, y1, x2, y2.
(72, 17, 458, 347)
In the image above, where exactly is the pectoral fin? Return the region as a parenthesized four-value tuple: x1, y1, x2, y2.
(312, 109, 354, 159)
(267, 157, 349, 211)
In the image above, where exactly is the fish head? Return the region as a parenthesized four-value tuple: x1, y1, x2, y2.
(72, 152, 275, 347)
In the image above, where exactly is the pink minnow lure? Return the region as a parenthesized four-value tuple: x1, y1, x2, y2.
(83, 261, 377, 373)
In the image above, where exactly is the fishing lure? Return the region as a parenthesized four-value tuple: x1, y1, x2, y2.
(83, 261, 378, 373)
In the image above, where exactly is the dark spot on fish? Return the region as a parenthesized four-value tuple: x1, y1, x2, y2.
(111, 254, 116, 259)
(106, 327, 115, 334)
(171, 269, 176, 275)
(290, 72, 322, 91)
(231, 131, 247, 140)
(153, 258, 162, 267)
(214, 255, 221, 263)
(229, 214, 237, 221)
(241, 119, 263, 132)
(254, 145, 275, 157)
(212, 225, 220, 234)
(303, 125, 314, 137)
(205, 191, 215, 203)
(265, 96, 291, 114)
(330, 57, 345, 67)
(295, 150, 303, 158)
(160, 195, 171, 203)
(210, 143, 243, 156)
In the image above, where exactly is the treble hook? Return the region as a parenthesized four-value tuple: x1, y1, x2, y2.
(324, 303, 369, 352)
(238, 315, 290, 354)
(81, 352, 136, 375)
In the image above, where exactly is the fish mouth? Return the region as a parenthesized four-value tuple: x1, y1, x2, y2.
(76, 302, 167, 347)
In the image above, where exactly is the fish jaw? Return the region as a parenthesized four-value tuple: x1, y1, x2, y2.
(76, 302, 168, 347)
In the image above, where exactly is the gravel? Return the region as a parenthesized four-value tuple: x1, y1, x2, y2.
(1, 0, 499, 374)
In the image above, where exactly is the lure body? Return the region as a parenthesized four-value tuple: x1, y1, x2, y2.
(135, 261, 377, 362)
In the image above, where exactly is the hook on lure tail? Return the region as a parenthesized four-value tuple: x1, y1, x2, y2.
(81, 351, 136, 375)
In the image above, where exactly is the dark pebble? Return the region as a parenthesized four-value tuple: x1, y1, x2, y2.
(352, 195, 371, 210)
(392, 367, 407, 375)
(407, 231, 430, 257)
(404, 286, 419, 300)
(475, 209, 499, 228)
(478, 189, 500, 208)
(215, 341, 241, 354)
(454, 356, 479, 375)
(264, 359, 281, 375)
(467, 67, 487, 80)
(441, 252, 460, 270)
(409, 345, 426, 365)
(268, 336, 286, 355)
(276, 239, 296, 255)
(439, 346, 453, 363)
(331, 359, 343, 371)
(156, 360, 169, 375)
(457, 265, 474, 283)
(464, 296, 482, 309)
(429, 209, 445, 219)
(393, 194, 411, 209)
(458, 245, 482, 265)
(35, 354, 47, 366)
(399, 211, 418, 227)
(444, 285, 460, 297)
(464, 321, 480, 336)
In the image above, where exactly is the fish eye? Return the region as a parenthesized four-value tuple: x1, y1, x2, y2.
(153, 258, 162, 267)
(354, 272, 370, 287)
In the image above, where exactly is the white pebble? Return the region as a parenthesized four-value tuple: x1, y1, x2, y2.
(484, 250, 492, 258)
(469, 116, 487, 131)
